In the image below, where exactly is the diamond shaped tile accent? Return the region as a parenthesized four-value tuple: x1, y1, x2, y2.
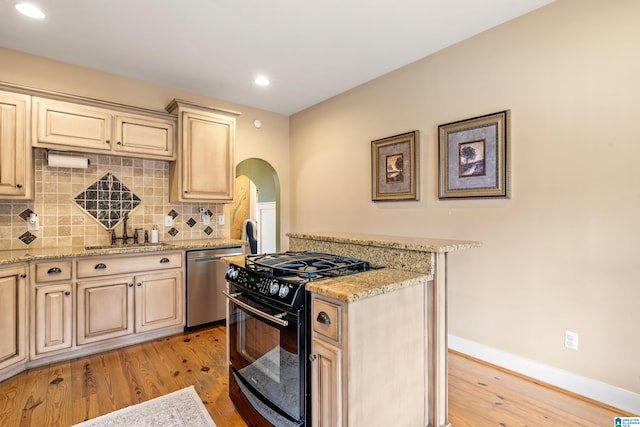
(186, 217, 197, 228)
(19, 208, 34, 221)
(73, 171, 141, 229)
(168, 209, 179, 219)
(203, 226, 213, 236)
(168, 227, 179, 237)
(19, 231, 37, 245)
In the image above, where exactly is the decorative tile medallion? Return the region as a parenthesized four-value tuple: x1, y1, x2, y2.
(186, 217, 197, 228)
(203, 226, 213, 236)
(73, 171, 141, 229)
(168, 227, 179, 237)
(168, 209, 179, 219)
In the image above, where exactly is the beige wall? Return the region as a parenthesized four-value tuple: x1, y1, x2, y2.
(290, 0, 640, 394)
(0, 47, 291, 248)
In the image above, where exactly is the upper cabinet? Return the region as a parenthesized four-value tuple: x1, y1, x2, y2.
(166, 99, 238, 202)
(32, 97, 175, 160)
(0, 90, 33, 200)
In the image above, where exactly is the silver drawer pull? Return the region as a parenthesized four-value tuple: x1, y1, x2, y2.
(160, 257, 170, 264)
(48, 267, 62, 274)
(95, 263, 107, 270)
(222, 290, 289, 327)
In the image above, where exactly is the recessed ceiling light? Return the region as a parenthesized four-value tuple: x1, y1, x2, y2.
(255, 76, 270, 86)
(15, 3, 45, 19)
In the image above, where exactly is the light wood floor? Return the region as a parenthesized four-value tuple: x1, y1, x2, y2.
(0, 325, 633, 426)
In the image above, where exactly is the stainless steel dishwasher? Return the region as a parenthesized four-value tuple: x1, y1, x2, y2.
(186, 246, 244, 329)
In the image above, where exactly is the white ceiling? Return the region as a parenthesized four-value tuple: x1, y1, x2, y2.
(0, 0, 554, 115)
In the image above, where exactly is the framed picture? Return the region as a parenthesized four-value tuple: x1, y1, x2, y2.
(371, 131, 418, 201)
(438, 110, 510, 199)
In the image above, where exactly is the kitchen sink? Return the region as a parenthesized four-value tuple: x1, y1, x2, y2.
(84, 243, 168, 251)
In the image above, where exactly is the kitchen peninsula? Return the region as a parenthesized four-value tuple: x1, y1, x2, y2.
(288, 232, 481, 427)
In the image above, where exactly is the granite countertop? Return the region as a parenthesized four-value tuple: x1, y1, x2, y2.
(222, 254, 429, 303)
(0, 238, 247, 265)
(287, 231, 481, 253)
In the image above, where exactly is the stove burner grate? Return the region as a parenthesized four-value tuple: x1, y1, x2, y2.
(245, 251, 374, 281)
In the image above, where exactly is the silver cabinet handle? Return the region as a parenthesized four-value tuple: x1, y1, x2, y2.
(309, 354, 317, 362)
(222, 290, 289, 327)
(48, 267, 62, 274)
(160, 257, 170, 264)
(95, 263, 107, 270)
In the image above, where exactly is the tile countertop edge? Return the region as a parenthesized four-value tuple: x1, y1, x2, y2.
(287, 231, 482, 253)
(0, 239, 247, 265)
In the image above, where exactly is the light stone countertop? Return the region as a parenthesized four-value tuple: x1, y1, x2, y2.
(222, 254, 429, 303)
(0, 238, 247, 265)
(287, 231, 481, 253)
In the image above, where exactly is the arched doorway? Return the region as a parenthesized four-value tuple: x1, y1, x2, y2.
(231, 158, 281, 252)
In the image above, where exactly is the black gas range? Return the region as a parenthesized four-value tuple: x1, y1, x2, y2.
(224, 251, 376, 426)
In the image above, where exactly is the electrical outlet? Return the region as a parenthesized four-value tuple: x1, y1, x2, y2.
(218, 215, 225, 225)
(564, 330, 579, 350)
(164, 215, 173, 227)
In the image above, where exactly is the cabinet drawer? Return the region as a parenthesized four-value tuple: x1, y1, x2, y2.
(312, 298, 341, 342)
(77, 251, 182, 278)
(35, 261, 72, 283)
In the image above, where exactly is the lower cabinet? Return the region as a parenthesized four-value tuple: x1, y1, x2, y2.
(0, 264, 27, 372)
(311, 337, 342, 427)
(135, 271, 183, 333)
(34, 283, 73, 354)
(76, 252, 183, 346)
(77, 276, 135, 345)
(310, 284, 427, 426)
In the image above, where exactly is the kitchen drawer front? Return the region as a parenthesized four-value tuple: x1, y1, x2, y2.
(312, 298, 341, 342)
(35, 260, 73, 283)
(77, 251, 183, 278)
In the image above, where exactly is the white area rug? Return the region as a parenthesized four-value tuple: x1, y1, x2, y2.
(73, 386, 216, 427)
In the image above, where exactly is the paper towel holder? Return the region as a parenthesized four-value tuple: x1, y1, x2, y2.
(46, 151, 90, 169)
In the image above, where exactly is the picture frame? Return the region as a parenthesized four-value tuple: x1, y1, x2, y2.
(438, 110, 510, 199)
(371, 131, 418, 201)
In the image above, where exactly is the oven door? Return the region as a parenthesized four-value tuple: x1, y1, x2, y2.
(225, 286, 306, 426)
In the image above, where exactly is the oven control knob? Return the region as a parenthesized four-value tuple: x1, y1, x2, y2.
(269, 280, 280, 295)
(278, 285, 290, 298)
(226, 267, 238, 280)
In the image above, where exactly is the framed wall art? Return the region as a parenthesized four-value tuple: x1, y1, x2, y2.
(438, 110, 510, 199)
(371, 131, 418, 201)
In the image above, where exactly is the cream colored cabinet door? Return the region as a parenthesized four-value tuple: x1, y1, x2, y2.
(114, 114, 175, 159)
(32, 97, 113, 152)
(134, 270, 183, 333)
(167, 100, 237, 202)
(34, 283, 73, 355)
(0, 264, 27, 371)
(0, 91, 32, 200)
(77, 276, 135, 345)
(311, 337, 342, 427)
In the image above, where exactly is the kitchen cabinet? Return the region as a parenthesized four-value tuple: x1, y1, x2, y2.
(0, 90, 32, 200)
(31, 260, 74, 357)
(32, 97, 175, 160)
(166, 99, 238, 202)
(76, 251, 183, 345)
(0, 264, 28, 372)
(310, 284, 426, 426)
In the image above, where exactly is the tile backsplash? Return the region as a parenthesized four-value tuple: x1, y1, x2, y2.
(0, 149, 226, 250)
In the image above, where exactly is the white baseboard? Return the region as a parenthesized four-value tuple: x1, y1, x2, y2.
(448, 335, 640, 416)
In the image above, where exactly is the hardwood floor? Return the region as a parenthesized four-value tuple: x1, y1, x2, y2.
(0, 325, 633, 426)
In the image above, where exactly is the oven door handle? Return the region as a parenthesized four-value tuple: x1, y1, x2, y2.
(222, 290, 289, 327)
